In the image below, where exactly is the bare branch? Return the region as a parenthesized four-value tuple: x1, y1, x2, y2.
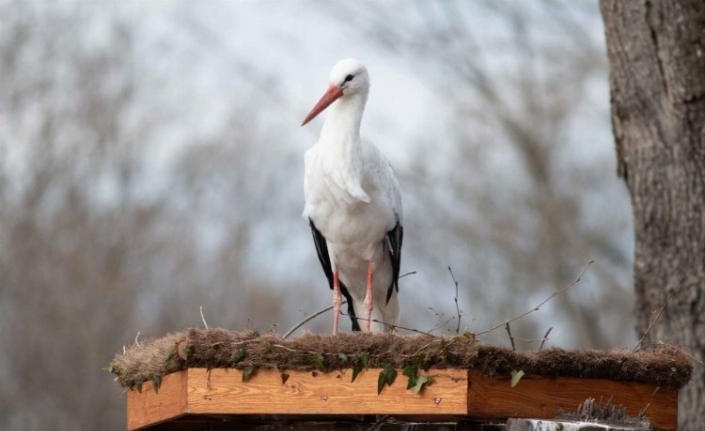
(199, 306, 209, 330)
(505, 322, 516, 351)
(285, 298, 440, 338)
(482, 329, 553, 344)
(476, 260, 594, 336)
(427, 315, 457, 334)
(399, 270, 417, 279)
(539, 327, 553, 351)
(448, 265, 462, 334)
(342, 312, 438, 337)
(283, 302, 346, 339)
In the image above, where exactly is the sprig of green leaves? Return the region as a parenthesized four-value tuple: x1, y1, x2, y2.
(377, 361, 397, 394)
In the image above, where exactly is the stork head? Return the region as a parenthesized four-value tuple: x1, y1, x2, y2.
(329, 58, 369, 97)
(302, 58, 369, 126)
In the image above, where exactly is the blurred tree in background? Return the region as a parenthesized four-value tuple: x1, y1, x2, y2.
(601, 0, 705, 428)
(0, 3, 294, 428)
(0, 1, 634, 429)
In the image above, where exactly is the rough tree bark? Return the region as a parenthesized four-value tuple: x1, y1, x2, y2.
(599, 1, 705, 429)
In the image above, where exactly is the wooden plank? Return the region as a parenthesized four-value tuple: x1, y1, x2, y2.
(467, 372, 677, 431)
(126, 368, 678, 431)
(127, 371, 188, 430)
(186, 368, 468, 415)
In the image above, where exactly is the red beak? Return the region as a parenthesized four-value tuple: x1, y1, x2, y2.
(301, 85, 344, 126)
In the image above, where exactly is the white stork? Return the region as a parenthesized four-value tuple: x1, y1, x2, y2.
(301, 58, 403, 334)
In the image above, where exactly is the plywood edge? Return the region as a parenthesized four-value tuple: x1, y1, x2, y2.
(466, 371, 678, 431)
(186, 367, 469, 415)
(125, 368, 677, 431)
(127, 370, 188, 430)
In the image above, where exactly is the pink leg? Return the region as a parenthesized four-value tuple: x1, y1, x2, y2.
(332, 269, 342, 335)
(363, 262, 374, 331)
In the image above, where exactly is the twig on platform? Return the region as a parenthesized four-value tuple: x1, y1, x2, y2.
(477, 260, 594, 337)
(448, 266, 462, 334)
(505, 322, 516, 351)
(284, 302, 345, 339)
(539, 326, 553, 350)
(200, 306, 209, 330)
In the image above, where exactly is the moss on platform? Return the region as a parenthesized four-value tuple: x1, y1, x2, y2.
(110, 328, 692, 391)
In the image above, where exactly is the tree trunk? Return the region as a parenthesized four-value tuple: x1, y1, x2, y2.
(599, 1, 705, 429)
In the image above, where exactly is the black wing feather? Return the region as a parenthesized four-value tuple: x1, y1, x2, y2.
(309, 219, 361, 331)
(385, 220, 403, 305)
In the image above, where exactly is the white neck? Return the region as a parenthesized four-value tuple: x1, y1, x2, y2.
(320, 92, 368, 145)
(317, 91, 371, 203)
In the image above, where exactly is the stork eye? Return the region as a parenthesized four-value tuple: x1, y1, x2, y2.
(344, 74, 354, 83)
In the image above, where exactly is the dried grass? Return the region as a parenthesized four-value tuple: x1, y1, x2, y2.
(110, 328, 692, 390)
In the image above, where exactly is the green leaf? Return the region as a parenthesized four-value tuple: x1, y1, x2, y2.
(338, 353, 349, 363)
(102, 364, 114, 373)
(242, 365, 255, 382)
(360, 351, 370, 369)
(411, 375, 432, 394)
(402, 365, 418, 377)
(402, 365, 418, 390)
(351, 363, 362, 383)
(153, 375, 162, 394)
(281, 372, 290, 384)
(418, 356, 432, 372)
(312, 354, 325, 370)
(234, 348, 246, 363)
(352, 351, 371, 383)
(135, 381, 143, 393)
(377, 362, 398, 395)
(510, 369, 525, 388)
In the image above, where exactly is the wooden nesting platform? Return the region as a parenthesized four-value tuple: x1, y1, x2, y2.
(127, 367, 678, 430)
(112, 329, 692, 430)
